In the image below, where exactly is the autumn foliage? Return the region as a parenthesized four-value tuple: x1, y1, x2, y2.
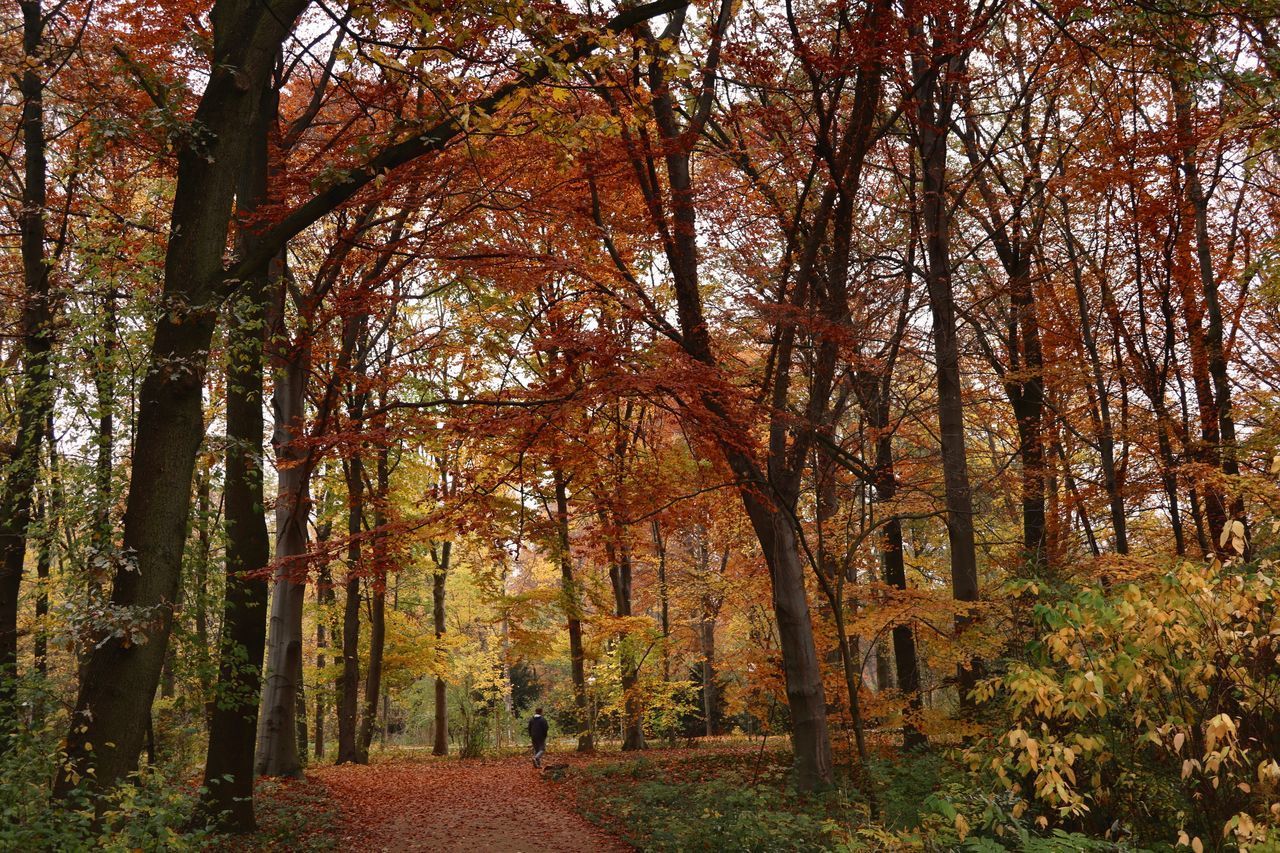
(0, 0, 1278, 849)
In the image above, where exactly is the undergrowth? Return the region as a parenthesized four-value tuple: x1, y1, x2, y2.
(564, 745, 1165, 851)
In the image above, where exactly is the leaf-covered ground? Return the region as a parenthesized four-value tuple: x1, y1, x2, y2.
(311, 754, 631, 852)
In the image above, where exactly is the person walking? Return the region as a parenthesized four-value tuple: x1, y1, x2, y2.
(528, 707, 549, 768)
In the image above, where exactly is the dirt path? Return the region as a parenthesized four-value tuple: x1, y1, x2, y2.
(311, 755, 630, 852)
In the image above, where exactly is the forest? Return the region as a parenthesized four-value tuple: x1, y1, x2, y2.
(0, 0, 1278, 850)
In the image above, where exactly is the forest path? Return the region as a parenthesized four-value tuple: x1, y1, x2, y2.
(311, 754, 631, 852)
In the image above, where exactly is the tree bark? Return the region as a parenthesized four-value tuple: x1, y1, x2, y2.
(740, 492, 834, 784)
(431, 541, 450, 756)
(337, 451, 364, 764)
(700, 612, 716, 737)
(56, 1, 306, 798)
(601, 509, 644, 751)
(358, 447, 390, 757)
(256, 310, 312, 778)
(912, 46, 981, 706)
(552, 468, 591, 752)
(1006, 263, 1047, 573)
(33, 489, 51, 679)
(295, 652, 308, 766)
(314, 534, 333, 760)
(651, 521, 670, 683)
(92, 288, 116, 549)
(190, 465, 214, 705)
(0, 0, 56, 729)
(34, 411, 59, 698)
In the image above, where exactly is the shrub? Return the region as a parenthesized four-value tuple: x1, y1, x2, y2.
(967, 556, 1280, 850)
(0, 683, 206, 851)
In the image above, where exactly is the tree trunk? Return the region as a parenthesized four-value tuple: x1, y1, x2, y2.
(1172, 73, 1243, 547)
(700, 613, 716, 737)
(80, 282, 115, 687)
(499, 562, 514, 746)
(358, 448, 391, 758)
(314, 556, 332, 760)
(913, 50, 981, 706)
(191, 467, 213, 702)
(1006, 262, 1048, 575)
(92, 290, 116, 548)
(740, 492, 834, 786)
(55, 1, 304, 798)
(599, 500, 644, 752)
(856, 369, 925, 747)
(33, 489, 51, 679)
(256, 328, 311, 778)
(337, 453, 364, 764)
(552, 468, 591, 752)
(314, 610, 326, 759)
(0, 0, 56, 729)
(812, 440, 871, 771)
(651, 521, 670, 683)
(432, 542, 450, 756)
(618, 542, 645, 752)
(1061, 205, 1127, 553)
(358, 584, 385, 757)
(295, 653, 308, 766)
(34, 412, 59, 703)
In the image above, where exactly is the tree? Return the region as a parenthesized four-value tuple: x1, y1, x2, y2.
(0, 0, 63, 732)
(55, 0, 310, 798)
(904, 0, 987, 707)
(195, 75, 276, 830)
(56, 0, 687, 796)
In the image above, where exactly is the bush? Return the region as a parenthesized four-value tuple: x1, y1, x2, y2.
(0, 682, 207, 851)
(870, 748, 962, 830)
(966, 557, 1280, 850)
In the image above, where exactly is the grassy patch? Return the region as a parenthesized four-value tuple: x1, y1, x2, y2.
(563, 748, 868, 852)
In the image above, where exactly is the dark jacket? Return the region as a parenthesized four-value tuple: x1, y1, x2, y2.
(528, 714, 549, 744)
